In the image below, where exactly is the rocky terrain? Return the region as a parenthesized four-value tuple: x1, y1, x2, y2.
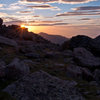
(0, 18, 100, 100)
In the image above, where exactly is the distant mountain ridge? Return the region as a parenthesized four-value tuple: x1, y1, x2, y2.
(39, 32, 68, 45)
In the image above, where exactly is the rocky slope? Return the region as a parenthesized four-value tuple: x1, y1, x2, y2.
(0, 19, 100, 100)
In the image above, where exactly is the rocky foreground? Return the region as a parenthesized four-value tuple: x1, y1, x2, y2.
(0, 19, 100, 100)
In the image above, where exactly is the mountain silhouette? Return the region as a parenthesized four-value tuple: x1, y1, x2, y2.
(39, 32, 68, 45)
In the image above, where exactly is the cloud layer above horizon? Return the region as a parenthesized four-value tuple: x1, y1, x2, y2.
(0, 0, 100, 26)
(22, 0, 97, 4)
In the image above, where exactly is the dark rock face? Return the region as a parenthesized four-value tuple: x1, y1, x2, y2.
(62, 35, 100, 57)
(94, 69, 100, 84)
(69, 35, 92, 50)
(90, 35, 100, 57)
(0, 67, 5, 78)
(73, 48, 100, 70)
(0, 36, 18, 47)
(0, 18, 3, 27)
(0, 61, 6, 78)
(4, 71, 85, 100)
(62, 35, 92, 51)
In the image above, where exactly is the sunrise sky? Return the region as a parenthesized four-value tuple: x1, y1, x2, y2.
(0, 0, 100, 38)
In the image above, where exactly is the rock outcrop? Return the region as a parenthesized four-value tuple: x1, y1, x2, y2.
(62, 35, 92, 50)
(0, 18, 3, 27)
(70, 35, 92, 50)
(90, 35, 100, 56)
(0, 36, 18, 47)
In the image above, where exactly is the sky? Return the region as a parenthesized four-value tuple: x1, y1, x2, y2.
(0, 0, 100, 38)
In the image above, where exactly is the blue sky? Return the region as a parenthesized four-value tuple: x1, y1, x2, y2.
(0, 0, 100, 37)
(0, 0, 100, 26)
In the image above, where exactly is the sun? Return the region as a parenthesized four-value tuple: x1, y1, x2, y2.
(21, 25, 25, 28)
(20, 25, 36, 32)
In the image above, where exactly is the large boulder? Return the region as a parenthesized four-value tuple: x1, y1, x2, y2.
(6, 58, 30, 79)
(73, 48, 100, 69)
(70, 35, 92, 50)
(3, 71, 85, 100)
(62, 35, 92, 50)
(0, 36, 17, 47)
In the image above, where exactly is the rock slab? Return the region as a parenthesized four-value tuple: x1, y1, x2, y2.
(4, 71, 85, 100)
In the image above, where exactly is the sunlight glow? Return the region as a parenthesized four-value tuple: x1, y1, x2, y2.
(25, 26, 36, 32)
(20, 25, 32, 31)
(21, 25, 25, 28)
